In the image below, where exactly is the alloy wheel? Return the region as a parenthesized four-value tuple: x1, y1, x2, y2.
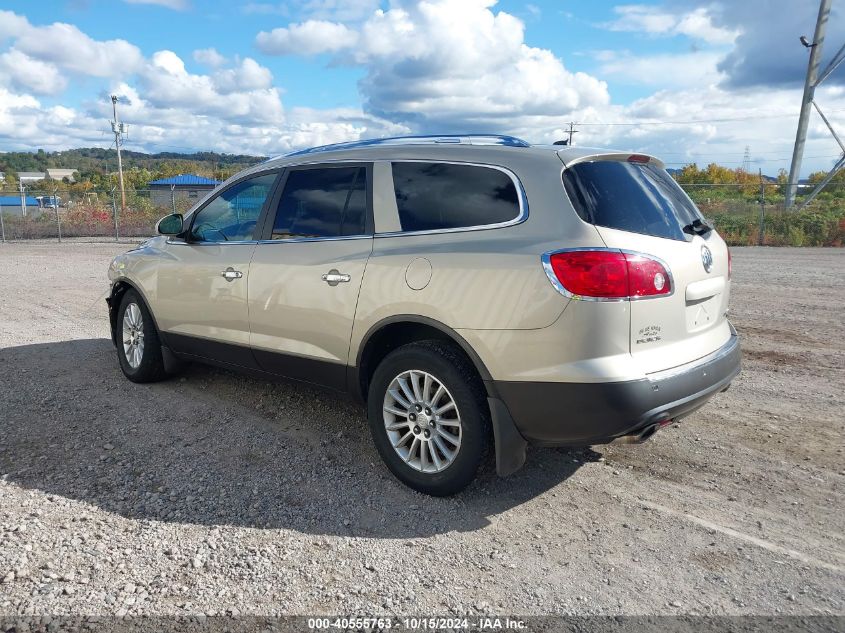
(122, 302, 145, 369)
(382, 369, 462, 473)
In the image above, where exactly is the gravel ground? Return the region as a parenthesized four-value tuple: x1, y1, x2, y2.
(0, 242, 842, 618)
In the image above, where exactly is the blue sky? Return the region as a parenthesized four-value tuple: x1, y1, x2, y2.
(1, 0, 843, 175)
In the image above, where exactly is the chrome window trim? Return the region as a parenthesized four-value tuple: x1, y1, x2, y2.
(257, 235, 372, 245)
(167, 235, 373, 246)
(166, 239, 258, 246)
(375, 160, 528, 238)
(541, 247, 676, 303)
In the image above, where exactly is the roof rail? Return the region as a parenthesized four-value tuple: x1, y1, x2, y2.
(280, 134, 531, 158)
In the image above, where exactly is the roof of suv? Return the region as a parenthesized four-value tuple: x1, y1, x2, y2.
(260, 135, 633, 170)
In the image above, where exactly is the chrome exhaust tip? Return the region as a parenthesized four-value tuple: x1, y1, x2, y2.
(612, 420, 668, 445)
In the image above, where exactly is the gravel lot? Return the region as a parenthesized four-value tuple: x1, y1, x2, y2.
(0, 242, 842, 618)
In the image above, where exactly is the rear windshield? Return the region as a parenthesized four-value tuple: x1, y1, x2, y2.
(562, 160, 703, 241)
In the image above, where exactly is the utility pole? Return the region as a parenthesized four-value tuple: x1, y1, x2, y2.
(54, 185, 62, 243)
(785, 0, 832, 207)
(111, 187, 119, 242)
(565, 121, 578, 146)
(758, 168, 766, 246)
(111, 95, 127, 213)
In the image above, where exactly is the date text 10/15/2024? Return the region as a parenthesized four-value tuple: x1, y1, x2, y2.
(307, 617, 528, 630)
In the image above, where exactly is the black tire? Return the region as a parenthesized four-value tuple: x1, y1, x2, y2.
(116, 290, 168, 383)
(367, 340, 491, 496)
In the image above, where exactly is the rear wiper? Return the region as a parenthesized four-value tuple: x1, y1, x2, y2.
(682, 219, 713, 236)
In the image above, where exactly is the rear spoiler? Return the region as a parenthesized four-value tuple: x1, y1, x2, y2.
(556, 150, 665, 170)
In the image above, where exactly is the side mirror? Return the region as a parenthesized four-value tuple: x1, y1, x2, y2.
(156, 213, 184, 236)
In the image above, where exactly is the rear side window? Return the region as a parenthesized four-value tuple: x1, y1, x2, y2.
(271, 166, 367, 239)
(391, 162, 520, 232)
(562, 161, 703, 241)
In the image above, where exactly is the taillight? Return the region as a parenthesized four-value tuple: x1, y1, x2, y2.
(727, 247, 732, 281)
(544, 249, 672, 300)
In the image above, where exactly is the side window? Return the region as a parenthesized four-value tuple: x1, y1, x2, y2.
(189, 173, 276, 242)
(271, 166, 367, 239)
(391, 162, 521, 232)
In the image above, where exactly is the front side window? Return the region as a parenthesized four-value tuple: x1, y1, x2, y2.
(391, 162, 521, 232)
(270, 166, 367, 239)
(189, 173, 276, 242)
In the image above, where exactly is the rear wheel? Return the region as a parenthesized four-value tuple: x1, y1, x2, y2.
(367, 341, 490, 496)
(116, 290, 168, 383)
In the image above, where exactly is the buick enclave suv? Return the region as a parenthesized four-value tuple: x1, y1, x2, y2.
(107, 135, 741, 495)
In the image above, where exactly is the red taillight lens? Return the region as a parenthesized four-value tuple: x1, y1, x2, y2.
(547, 250, 671, 299)
(727, 247, 732, 281)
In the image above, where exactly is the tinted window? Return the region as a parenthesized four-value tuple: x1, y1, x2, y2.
(271, 167, 367, 239)
(562, 161, 703, 241)
(391, 162, 520, 232)
(190, 174, 276, 242)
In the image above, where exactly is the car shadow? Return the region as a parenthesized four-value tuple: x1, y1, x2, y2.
(0, 339, 595, 539)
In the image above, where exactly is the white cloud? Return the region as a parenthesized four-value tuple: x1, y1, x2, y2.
(138, 50, 284, 124)
(603, 5, 738, 45)
(193, 47, 226, 67)
(212, 58, 274, 93)
(13, 19, 144, 77)
(0, 10, 29, 41)
(256, 20, 359, 55)
(0, 50, 68, 95)
(596, 49, 725, 88)
(347, 0, 609, 130)
(674, 8, 737, 45)
(123, 0, 189, 10)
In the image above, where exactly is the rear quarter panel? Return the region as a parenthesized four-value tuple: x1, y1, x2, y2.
(349, 150, 605, 366)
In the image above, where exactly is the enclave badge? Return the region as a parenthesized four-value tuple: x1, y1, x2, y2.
(701, 245, 713, 273)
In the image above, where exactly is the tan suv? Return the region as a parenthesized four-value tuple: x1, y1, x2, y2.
(107, 135, 741, 495)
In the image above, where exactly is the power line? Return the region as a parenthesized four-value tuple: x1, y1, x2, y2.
(575, 109, 845, 127)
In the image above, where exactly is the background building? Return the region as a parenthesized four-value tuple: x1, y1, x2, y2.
(17, 172, 47, 184)
(0, 195, 41, 216)
(46, 168, 78, 182)
(149, 174, 221, 207)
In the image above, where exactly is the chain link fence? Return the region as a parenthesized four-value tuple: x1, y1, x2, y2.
(0, 187, 196, 242)
(0, 183, 843, 246)
(683, 182, 845, 247)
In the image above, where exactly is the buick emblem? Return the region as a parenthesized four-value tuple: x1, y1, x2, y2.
(701, 245, 713, 273)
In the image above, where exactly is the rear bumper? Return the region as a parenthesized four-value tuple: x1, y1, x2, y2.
(494, 330, 741, 445)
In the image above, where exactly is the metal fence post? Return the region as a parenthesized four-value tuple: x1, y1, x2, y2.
(171, 184, 176, 215)
(111, 187, 119, 242)
(0, 207, 5, 243)
(758, 169, 766, 246)
(54, 187, 62, 243)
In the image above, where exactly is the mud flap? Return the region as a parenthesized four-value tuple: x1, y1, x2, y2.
(488, 397, 527, 477)
(161, 345, 188, 375)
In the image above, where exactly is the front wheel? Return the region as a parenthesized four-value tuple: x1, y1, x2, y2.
(116, 290, 168, 383)
(367, 341, 490, 496)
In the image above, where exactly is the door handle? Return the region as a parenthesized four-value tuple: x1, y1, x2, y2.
(321, 269, 351, 286)
(220, 267, 243, 282)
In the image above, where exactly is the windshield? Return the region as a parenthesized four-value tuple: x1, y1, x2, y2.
(562, 160, 704, 241)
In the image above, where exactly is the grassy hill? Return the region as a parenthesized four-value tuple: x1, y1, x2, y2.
(0, 147, 266, 189)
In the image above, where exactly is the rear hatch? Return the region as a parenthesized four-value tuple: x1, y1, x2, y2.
(559, 152, 732, 374)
